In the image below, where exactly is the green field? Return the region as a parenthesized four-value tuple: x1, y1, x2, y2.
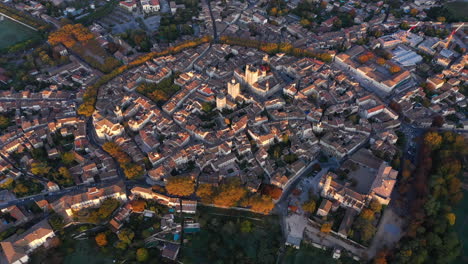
(454, 190, 468, 263)
(0, 17, 38, 49)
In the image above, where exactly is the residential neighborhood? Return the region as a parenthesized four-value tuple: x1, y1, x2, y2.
(0, 0, 466, 263)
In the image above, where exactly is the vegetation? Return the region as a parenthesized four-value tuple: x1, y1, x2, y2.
(0, 3, 50, 30)
(384, 132, 466, 264)
(302, 200, 317, 214)
(219, 36, 332, 62)
(78, 35, 211, 117)
(0, 177, 44, 197)
(95, 232, 108, 247)
(102, 141, 144, 179)
(136, 75, 181, 106)
(212, 179, 248, 208)
(182, 207, 282, 264)
(165, 176, 195, 197)
(74, 198, 120, 224)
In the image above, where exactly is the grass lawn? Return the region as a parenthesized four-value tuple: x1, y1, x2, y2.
(454, 190, 468, 263)
(0, 18, 39, 49)
(64, 240, 114, 264)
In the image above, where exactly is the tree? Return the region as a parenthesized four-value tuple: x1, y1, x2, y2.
(424, 132, 442, 150)
(0, 178, 13, 189)
(377, 57, 386, 65)
(58, 167, 72, 179)
(166, 176, 195, 197)
(213, 179, 247, 207)
(118, 228, 135, 245)
(320, 222, 332, 233)
(302, 200, 316, 214)
(31, 162, 51, 176)
(244, 195, 274, 214)
(410, 8, 419, 16)
(446, 213, 456, 225)
(358, 54, 370, 63)
(360, 221, 376, 242)
(49, 213, 64, 232)
(360, 209, 375, 221)
(240, 220, 252, 233)
(95, 233, 108, 247)
(390, 65, 401, 73)
(130, 200, 146, 213)
(369, 200, 382, 212)
(61, 152, 75, 165)
(437, 16, 446, 23)
(0, 115, 10, 129)
(136, 248, 149, 262)
(196, 184, 214, 203)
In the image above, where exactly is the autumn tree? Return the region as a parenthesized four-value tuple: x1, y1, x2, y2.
(117, 228, 135, 245)
(130, 200, 146, 213)
(358, 54, 370, 63)
(213, 179, 247, 207)
(446, 213, 456, 225)
(0, 115, 10, 129)
(424, 132, 442, 150)
(136, 248, 149, 262)
(302, 200, 316, 214)
(360, 209, 375, 221)
(369, 200, 382, 212)
(196, 183, 214, 203)
(376, 57, 386, 65)
(31, 162, 51, 176)
(61, 152, 75, 165)
(166, 176, 195, 197)
(389, 65, 401, 74)
(243, 195, 274, 214)
(320, 222, 332, 233)
(95, 232, 108, 247)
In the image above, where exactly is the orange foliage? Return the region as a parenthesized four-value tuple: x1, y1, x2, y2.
(389, 65, 402, 73)
(48, 24, 94, 48)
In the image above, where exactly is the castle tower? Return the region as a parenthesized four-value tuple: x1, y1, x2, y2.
(321, 175, 333, 197)
(245, 64, 259, 86)
(216, 93, 227, 110)
(227, 79, 240, 99)
(114, 106, 123, 121)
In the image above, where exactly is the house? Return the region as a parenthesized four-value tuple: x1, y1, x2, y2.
(0, 219, 55, 264)
(119, 0, 137, 12)
(50, 182, 127, 218)
(141, 0, 160, 13)
(316, 199, 333, 217)
(46, 182, 59, 192)
(369, 163, 397, 205)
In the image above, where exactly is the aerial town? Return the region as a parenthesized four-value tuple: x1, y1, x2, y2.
(0, 0, 466, 263)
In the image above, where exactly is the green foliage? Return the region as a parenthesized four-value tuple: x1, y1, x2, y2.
(136, 75, 181, 106)
(117, 228, 135, 245)
(183, 210, 282, 264)
(49, 213, 65, 232)
(0, 115, 10, 129)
